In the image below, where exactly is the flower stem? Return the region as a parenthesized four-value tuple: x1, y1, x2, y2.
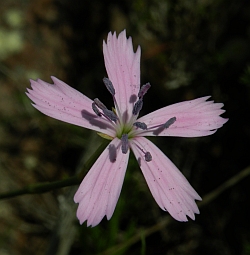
(0, 139, 110, 200)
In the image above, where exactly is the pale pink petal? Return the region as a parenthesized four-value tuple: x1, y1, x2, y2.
(103, 30, 141, 121)
(136, 96, 228, 137)
(26, 77, 116, 137)
(74, 138, 129, 227)
(130, 137, 201, 222)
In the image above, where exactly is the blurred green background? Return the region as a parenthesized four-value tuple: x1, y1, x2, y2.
(0, 0, 249, 254)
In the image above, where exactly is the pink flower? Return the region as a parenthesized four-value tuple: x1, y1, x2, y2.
(26, 30, 228, 227)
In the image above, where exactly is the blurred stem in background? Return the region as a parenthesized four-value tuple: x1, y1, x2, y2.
(0, 139, 109, 200)
(99, 165, 250, 255)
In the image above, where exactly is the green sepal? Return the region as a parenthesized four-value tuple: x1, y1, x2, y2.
(97, 132, 114, 140)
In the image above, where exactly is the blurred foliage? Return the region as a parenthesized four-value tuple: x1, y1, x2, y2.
(0, 0, 250, 255)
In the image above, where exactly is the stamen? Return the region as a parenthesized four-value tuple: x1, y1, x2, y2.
(92, 102, 102, 116)
(133, 122, 147, 130)
(121, 134, 129, 154)
(94, 98, 107, 110)
(102, 77, 122, 120)
(103, 77, 115, 96)
(152, 117, 176, 135)
(132, 98, 143, 115)
(138, 83, 151, 98)
(103, 109, 118, 122)
(145, 152, 152, 162)
(163, 117, 176, 128)
(134, 142, 153, 162)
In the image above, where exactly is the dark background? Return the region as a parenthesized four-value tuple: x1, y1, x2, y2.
(0, 0, 250, 254)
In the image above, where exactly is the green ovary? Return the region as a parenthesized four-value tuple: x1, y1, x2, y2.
(116, 122, 135, 139)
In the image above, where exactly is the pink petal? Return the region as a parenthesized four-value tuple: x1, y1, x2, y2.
(74, 138, 129, 227)
(103, 30, 141, 122)
(130, 137, 201, 222)
(137, 96, 228, 137)
(26, 77, 116, 137)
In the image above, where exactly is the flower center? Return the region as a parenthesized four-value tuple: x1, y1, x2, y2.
(92, 78, 177, 162)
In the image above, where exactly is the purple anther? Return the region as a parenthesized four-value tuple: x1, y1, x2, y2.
(145, 152, 152, 162)
(163, 117, 176, 129)
(138, 83, 151, 98)
(121, 134, 129, 154)
(92, 102, 102, 116)
(93, 98, 107, 110)
(132, 98, 143, 115)
(103, 77, 115, 96)
(103, 109, 118, 122)
(133, 122, 147, 130)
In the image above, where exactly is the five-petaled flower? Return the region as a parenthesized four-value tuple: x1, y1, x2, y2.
(26, 30, 228, 227)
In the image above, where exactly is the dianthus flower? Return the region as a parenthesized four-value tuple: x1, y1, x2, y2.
(26, 30, 228, 227)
